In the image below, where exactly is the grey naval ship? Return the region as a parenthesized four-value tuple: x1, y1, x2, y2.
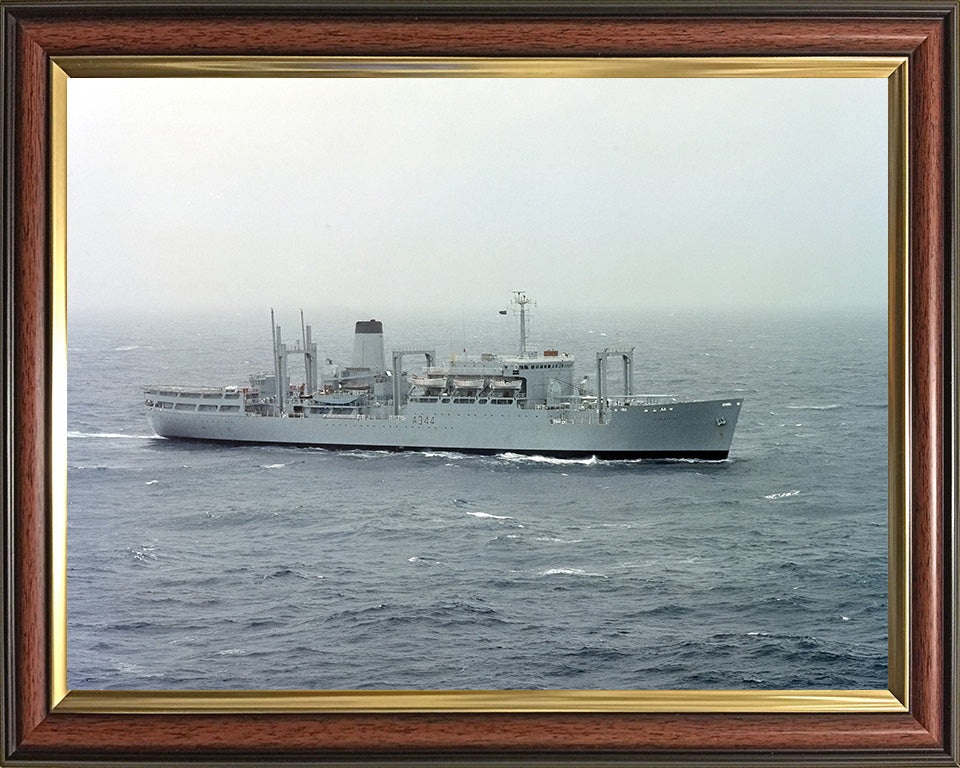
(144, 293, 742, 459)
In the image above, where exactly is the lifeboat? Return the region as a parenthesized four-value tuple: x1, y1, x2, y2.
(453, 378, 485, 389)
(410, 375, 447, 389)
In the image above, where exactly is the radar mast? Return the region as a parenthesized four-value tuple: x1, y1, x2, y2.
(512, 291, 535, 358)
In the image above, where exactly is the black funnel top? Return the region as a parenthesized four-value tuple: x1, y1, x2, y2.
(355, 320, 383, 334)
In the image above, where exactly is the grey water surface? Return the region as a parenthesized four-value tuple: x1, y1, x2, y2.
(66, 307, 887, 690)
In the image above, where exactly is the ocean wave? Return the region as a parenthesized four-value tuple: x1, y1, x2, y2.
(466, 511, 512, 520)
(67, 430, 154, 440)
(534, 537, 584, 544)
(498, 452, 600, 466)
(538, 567, 607, 578)
(128, 544, 157, 563)
(785, 404, 841, 411)
(260, 463, 286, 469)
(335, 449, 396, 460)
(262, 568, 307, 580)
(764, 490, 800, 500)
(112, 345, 142, 351)
(633, 603, 692, 617)
(422, 451, 468, 460)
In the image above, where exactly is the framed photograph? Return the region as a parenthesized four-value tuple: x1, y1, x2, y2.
(2, 2, 957, 766)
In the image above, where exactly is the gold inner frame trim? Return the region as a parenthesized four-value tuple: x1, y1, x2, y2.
(886, 61, 910, 709)
(50, 61, 69, 709)
(54, 55, 903, 78)
(57, 688, 904, 715)
(48, 55, 909, 715)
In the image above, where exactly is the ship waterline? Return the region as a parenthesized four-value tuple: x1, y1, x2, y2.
(143, 294, 742, 459)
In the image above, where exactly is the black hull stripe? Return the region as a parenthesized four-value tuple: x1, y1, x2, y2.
(154, 436, 729, 461)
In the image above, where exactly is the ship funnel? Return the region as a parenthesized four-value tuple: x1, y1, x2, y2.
(352, 319, 385, 375)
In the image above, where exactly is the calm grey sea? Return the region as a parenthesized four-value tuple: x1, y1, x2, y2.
(66, 307, 887, 690)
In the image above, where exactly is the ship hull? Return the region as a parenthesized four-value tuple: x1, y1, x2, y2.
(147, 398, 741, 460)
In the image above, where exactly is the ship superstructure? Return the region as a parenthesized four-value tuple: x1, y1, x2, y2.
(144, 293, 742, 459)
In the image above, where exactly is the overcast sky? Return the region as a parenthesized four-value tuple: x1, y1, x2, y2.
(67, 76, 887, 317)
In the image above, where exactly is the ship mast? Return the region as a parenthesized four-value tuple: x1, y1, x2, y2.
(513, 291, 535, 358)
(270, 308, 284, 414)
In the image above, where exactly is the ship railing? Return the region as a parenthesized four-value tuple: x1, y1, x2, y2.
(142, 385, 244, 398)
(576, 394, 675, 406)
(615, 394, 677, 406)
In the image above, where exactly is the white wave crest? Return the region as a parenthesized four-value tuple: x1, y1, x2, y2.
(67, 431, 154, 440)
(130, 544, 157, 562)
(260, 463, 285, 469)
(498, 452, 599, 466)
(112, 345, 141, 351)
(764, 490, 800, 500)
(423, 451, 467, 460)
(466, 511, 512, 520)
(785, 404, 841, 411)
(535, 537, 584, 544)
(539, 567, 606, 578)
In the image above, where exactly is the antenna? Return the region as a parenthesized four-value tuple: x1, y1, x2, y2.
(512, 291, 535, 357)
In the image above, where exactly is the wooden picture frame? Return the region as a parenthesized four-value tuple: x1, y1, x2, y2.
(2, 2, 957, 765)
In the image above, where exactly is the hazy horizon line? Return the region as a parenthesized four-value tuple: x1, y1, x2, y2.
(67, 300, 889, 322)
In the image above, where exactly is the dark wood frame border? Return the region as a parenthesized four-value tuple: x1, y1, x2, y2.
(2, 2, 957, 765)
